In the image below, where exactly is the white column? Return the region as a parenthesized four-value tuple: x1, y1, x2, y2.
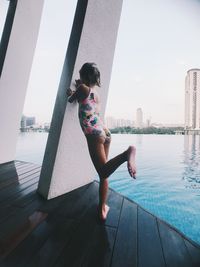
(0, 0, 44, 163)
(38, 0, 123, 199)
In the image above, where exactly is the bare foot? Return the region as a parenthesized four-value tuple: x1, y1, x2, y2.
(127, 146, 136, 178)
(98, 204, 110, 221)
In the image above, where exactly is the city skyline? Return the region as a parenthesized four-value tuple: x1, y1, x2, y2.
(25, 110, 184, 128)
(1, 1, 200, 124)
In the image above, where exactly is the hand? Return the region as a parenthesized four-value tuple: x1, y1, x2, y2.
(75, 79, 82, 88)
(66, 88, 74, 97)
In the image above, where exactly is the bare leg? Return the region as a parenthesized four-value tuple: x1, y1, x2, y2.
(86, 135, 136, 219)
(98, 137, 111, 220)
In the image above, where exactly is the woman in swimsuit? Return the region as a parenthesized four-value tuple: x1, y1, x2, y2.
(67, 62, 136, 221)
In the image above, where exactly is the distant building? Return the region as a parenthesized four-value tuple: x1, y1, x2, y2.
(20, 115, 36, 131)
(146, 118, 151, 128)
(136, 108, 143, 128)
(20, 115, 27, 131)
(116, 119, 132, 127)
(185, 69, 200, 130)
(26, 116, 36, 126)
(105, 116, 134, 129)
(105, 116, 116, 129)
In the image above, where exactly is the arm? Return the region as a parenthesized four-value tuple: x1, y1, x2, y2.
(68, 83, 90, 103)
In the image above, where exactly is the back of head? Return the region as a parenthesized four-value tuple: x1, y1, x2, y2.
(79, 62, 101, 87)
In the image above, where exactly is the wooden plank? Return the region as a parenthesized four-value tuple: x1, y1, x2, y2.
(0, 211, 47, 259)
(0, 182, 39, 212)
(0, 178, 40, 223)
(24, 183, 99, 267)
(15, 164, 40, 177)
(79, 225, 116, 267)
(26, 219, 78, 267)
(0, 162, 39, 179)
(1, 219, 53, 266)
(37, 183, 91, 215)
(0, 167, 19, 186)
(0, 174, 40, 203)
(0, 165, 40, 190)
(184, 239, 200, 266)
(0, 189, 40, 225)
(0, 161, 22, 176)
(0, 162, 36, 179)
(44, 182, 99, 220)
(0, 183, 40, 224)
(158, 220, 193, 267)
(14, 160, 30, 164)
(53, 204, 102, 267)
(15, 162, 37, 170)
(12, 185, 39, 208)
(0, 205, 21, 226)
(17, 167, 40, 182)
(0, 166, 40, 189)
(2, 182, 99, 267)
(0, 161, 21, 172)
(0, 195, 43, 240)
(111, 198, 137, 267)
(105, 188, 123, 228)
(138, 208, 165, 267)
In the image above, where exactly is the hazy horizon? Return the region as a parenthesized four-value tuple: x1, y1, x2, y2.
(1, 0, 200, 124)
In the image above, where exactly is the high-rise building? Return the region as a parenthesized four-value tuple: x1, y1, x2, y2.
(20, 115, 26, 130)
(26, 116, 36, 126)
(20, 115, 36, 131)
(185, 69, 200, 130)
(136, 108, 143, 128)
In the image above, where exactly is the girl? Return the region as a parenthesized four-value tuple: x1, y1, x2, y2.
(67, 62, 136, 221)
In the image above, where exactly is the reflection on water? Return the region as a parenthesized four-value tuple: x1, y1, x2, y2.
(183, 135, 200, 188)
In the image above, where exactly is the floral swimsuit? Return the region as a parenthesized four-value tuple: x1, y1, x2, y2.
(78, 88, 111, 139)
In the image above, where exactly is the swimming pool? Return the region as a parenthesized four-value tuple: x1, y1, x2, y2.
(100, 134, 200, 245)
(16, 133, 200, 244)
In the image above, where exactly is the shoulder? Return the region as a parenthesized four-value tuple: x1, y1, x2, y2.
(77, 84, 90, 100)
(77, 84, 90, 94)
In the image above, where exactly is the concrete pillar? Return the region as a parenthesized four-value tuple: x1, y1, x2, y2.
(0, 0, 44, 163)
(38, 0, 123, 199)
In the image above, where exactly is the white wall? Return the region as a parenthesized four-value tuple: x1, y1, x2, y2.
(0, 0, 44, 163)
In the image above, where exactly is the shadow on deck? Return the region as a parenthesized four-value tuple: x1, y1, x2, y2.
(0, 161, 200, 267)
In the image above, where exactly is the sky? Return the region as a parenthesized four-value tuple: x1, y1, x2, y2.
(1, 0, 200, 124)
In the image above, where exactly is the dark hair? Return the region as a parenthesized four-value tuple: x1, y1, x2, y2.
(79, 62, 101, 87)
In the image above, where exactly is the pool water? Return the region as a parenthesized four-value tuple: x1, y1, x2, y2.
(15, 133, 200, 244)
(102, 134, 200, 245)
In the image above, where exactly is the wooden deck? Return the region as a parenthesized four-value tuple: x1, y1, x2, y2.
(0, 161, 200, 267)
